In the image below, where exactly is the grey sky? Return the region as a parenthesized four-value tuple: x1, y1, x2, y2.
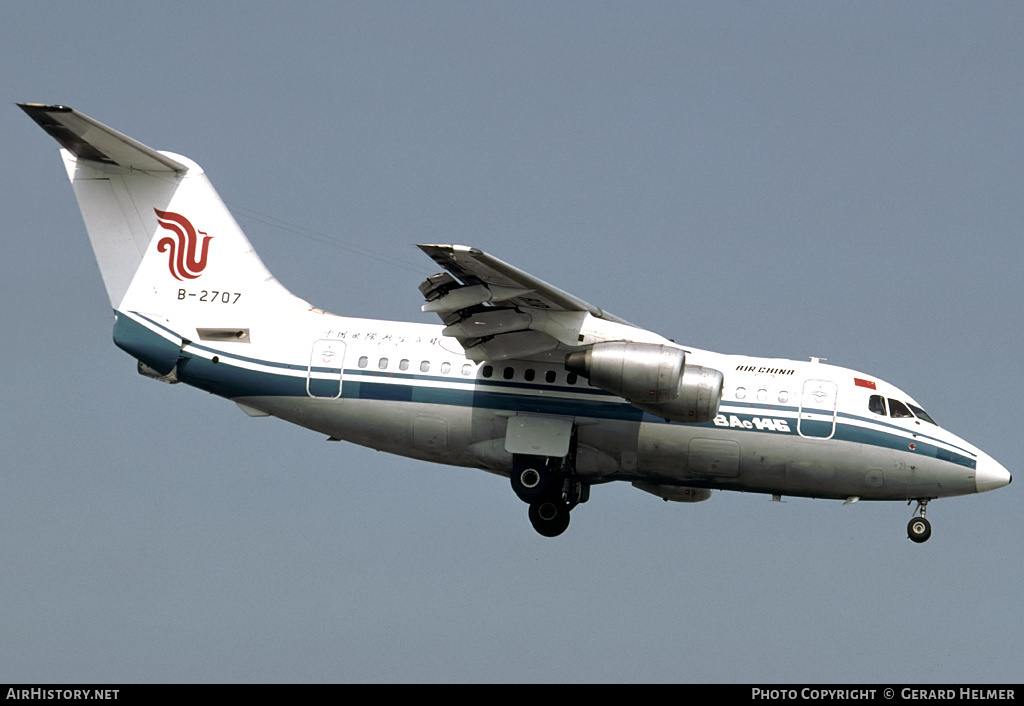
(2, 2, 1021, 683)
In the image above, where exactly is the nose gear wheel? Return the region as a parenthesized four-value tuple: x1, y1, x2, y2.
(907, 499, 932, 543)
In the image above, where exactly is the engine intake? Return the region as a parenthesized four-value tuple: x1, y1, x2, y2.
(566, 342, 723, 424)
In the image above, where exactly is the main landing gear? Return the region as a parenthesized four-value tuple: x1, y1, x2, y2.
(907, 499, 932, 543)
(511, 435, 589, 538)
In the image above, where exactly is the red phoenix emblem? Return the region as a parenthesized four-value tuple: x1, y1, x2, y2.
(154, 209, 213, 280)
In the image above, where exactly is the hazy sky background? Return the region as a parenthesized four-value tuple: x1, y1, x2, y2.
(2, 2, 1021, 683)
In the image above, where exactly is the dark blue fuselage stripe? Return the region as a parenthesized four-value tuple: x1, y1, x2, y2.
(175, 352, 641, 421)
(720, 402, 965, 456)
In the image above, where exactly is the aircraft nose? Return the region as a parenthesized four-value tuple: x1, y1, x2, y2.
(975, 452, 1012, 493)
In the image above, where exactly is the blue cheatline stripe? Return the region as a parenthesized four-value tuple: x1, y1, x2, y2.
(720, 401, 975, 463)
(175, 351, 643, 422)
(123, 310, 976, 469)
(711, 408, 975, 469)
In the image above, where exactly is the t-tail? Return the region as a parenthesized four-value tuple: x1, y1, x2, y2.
(19, 104, 310, 378)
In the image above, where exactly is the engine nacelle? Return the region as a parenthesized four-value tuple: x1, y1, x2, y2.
(566, 342, 685, 402)
(565, 342, 723, 424)
(634, 364, 724, 424)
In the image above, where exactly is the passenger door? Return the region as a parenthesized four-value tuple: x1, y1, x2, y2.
(797, 379, 837, 439)
(307, 339, 345, 398)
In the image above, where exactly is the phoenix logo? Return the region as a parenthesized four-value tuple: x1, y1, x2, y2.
(154, 209, 213, 280)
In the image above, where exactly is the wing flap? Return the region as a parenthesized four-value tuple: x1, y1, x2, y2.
(422, 283, 533, 315)
(465, 330, 558, 362)
(442, 309, 533, 339)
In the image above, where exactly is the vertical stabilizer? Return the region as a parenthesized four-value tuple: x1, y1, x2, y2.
(20, 104, 307, 318)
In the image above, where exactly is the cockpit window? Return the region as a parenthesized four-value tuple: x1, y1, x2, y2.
(868, 395, 887, 416)
(888, 399, 914, 419)
(908, 403, 938, 426)
(870, 394, 936, 425)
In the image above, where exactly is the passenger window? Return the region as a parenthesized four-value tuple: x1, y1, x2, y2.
(567, 372, 578, 385)
(888, 399, 914, 419)
(441, 362, 451, 374)
(735, 387, 747, 400)
(399, 359, 410, 371)
(757, 388, 768, 402)
(524, 369, 536, 382)
(545, 371, 556, 384)
(503, 367, 514, 380)
(462, 364, 472, 376)
(482, 365, 493, 378)
(869, 395, 887, 416)
(358, 356, 368, 368)
(378, 357, 388, 369)
(778, 391, 789, 404)
(420, 361, 430, 373)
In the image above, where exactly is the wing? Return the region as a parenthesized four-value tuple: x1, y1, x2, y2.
(417, 244, 662, 361)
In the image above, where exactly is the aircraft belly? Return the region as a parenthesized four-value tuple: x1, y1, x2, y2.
(236, 395, 640, 478)
(635, 424, 804, 492)
(636, 423, 977, 500)
(240, 396, 478, 466)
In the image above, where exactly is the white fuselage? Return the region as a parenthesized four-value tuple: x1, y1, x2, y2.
(124, 306, 996, 504)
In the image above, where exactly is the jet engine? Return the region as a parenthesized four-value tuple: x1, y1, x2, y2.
(565, 342, 723, 424)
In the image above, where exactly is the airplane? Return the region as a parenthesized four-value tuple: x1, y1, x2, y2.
(20, 102, 1012, 542)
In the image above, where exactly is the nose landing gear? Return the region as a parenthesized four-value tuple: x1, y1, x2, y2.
(907, 499, 932, 543)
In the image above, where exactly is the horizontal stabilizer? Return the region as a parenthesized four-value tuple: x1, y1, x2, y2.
(18, 103, 187, 173)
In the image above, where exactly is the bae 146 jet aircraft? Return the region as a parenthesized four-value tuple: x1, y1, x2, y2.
(20, 103, 1011, 541)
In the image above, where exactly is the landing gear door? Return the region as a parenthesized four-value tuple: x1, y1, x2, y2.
(505, 414, 574, 457)
(798, 379, 837, 439)
(307, 339, 345, 398)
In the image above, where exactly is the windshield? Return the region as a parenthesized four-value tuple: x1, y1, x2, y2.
(907, 403, 937, 426)
(868, 394, 938, 426)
